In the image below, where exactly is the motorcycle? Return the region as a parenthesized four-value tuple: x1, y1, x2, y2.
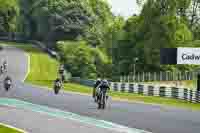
(97, 88, 107, 109)
(3, 63, 7, 72)
(0, 66, 4, 74)
(4, 80, 12, 91)
(54, 81, 62, 95)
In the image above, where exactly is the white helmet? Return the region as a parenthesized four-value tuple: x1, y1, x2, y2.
(102, 79, 108, 84)
(97, 78, 101, 82)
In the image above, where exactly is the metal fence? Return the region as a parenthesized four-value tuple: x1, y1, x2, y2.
(110, 82, 200, 103)
(71, 77, 200, 103)
(120, 71, 198, 82)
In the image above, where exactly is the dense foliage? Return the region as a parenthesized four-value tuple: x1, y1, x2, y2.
(0, 0, 200, 79)
(0, 0, 19, 32)
(57, 41, 111, 78)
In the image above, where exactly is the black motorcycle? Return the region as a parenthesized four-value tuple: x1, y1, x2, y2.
(0, 66, 4, 74)
(3, 63, 7, 72)
(4, 80, 12, 91)
(97, 88, 107, 109)
(54, 81, 62, 95)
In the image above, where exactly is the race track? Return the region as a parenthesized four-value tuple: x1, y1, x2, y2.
(1, 46, 200, 133)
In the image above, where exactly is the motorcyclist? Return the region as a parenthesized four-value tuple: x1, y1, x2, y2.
(59, 64, 65, 75)
(0, 65, 4, 73)
(3, 60, 7, 71)
(54, 78, 62, 88)
(97, 79, 110, 100)
(93, 78, 102, 101)
(4, 76, 12, 90)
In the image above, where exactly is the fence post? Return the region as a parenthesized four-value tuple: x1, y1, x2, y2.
(128, 75, 129, 83)
(160, 71, 162, 81)
(174, 71, 177, 81)
(180, 71, 182, 81)
(143, 72, 145, 82)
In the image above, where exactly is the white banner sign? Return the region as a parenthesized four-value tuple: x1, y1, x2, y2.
(177, 48, 200, 64)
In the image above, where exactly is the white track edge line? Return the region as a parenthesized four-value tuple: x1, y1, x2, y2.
(22, 52, 30, 82)
(0, 122, 28, 133)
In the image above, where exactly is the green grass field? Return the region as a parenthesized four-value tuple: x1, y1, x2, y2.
(0, 42, 59, 85)
(0, 125, 23, 133)
(1, 41, 200, 110)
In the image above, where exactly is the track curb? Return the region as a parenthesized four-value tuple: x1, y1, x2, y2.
(0, 122, 28, 133)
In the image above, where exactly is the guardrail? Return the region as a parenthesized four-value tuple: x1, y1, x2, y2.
(71, 77, 200, 103)
(0, 37, 59, 59)
(1, 36, 199, 103)
(110, 82, 200, 103)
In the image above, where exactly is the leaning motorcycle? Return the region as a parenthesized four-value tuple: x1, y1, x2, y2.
(4, 80, 11, 91)
(3, 64, 7, 72)
(0, 66, 4, 75)
(97, 88, 106, 109)
(54, 82, 61, 95)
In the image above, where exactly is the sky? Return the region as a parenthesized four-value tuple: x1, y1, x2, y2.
(107, 0, 141, 18)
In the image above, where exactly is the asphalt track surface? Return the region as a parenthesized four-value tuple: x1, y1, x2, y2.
(0, 105, 121, 133)
(0, 47, 128, 133)
(1, 46, 200, 133)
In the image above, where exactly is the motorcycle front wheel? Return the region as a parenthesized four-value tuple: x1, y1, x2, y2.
(5, 85, 11, 91)
(101, 93, 106, 109)
(54, 87, 60, 94)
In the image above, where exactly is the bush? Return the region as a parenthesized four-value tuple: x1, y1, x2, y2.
(57, 41, 112, 79)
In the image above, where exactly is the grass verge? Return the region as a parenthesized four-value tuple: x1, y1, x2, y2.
(0, 125, 23, 133)
(0, 41, 200, 110)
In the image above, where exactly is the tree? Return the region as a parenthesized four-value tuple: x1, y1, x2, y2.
(57, 41, 111, 78)
(83, 0, 114, 47)
(20, 0, 95, 43)
(0, 0, 19, 33)
(125, 0, 193, 72)
(188, 0, 200, 39)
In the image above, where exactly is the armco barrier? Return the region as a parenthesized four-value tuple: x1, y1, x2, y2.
(70, 77, 200, 103)
(110, 82, 200, 103)
(0, 38, 59, 59)
(71, 77, 95, 87)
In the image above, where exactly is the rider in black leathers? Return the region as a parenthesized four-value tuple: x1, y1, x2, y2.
(93, 78, 102, 99)
(54, 78, 62, 94)
(0, 65, 3, 74)
(59, 64, 65, 82)
(4, 76, 12, 90)
(54, 78, 62, 88)
(97, 79, 110, 101)
(3, 60, 7, 71)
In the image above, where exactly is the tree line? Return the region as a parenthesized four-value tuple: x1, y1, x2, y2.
(0, 0, 200, 80)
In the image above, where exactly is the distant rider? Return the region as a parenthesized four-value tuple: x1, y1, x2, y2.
(3, 60, 7, 71)
(54, 78, 62, 89)
(59, 64, 65, 75)
(4, 76, 12, 90)
(93, 78, 102, 101)
(3, 60, 8, 69)
(0, 65, 3, 73)
(59, 64, 65, 82)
